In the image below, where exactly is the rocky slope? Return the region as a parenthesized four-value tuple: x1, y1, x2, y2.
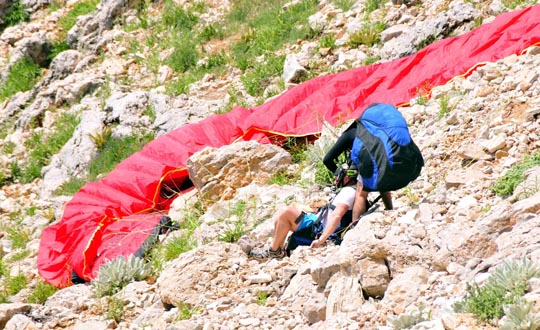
(1, 0, 540, 329)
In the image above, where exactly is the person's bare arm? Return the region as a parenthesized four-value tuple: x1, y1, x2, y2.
(310, 203, 348, 248)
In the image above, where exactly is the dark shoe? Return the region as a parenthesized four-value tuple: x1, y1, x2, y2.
(249, 247, 286, 260)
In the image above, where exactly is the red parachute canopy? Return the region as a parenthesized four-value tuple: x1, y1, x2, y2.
(38, 5, 540, 287)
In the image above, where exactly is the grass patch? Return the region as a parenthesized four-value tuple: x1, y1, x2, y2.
(348, 21, 386, 47)
(57, 0, 99, 40)
(163, 234, 196, 261)
(7, 225, 33, 249)
(88, 133, 154, 180)
(364, 0, 385, 13)
(3, 0, 30, 27)
(333, 0, 356, 11)
(47, 40, 70, 62)
(501, 0, 536, 9)
(27, 281, 58, 304)
(491, 152, 540, 197)
(17, 112, 79, 183)
(319, 33, 336, 49)
(240, 54, 285, 97)
(54, 131, 154, 195)
(0, 58, 42, 101)
(105, 296, 126, 323)
(3, 274, 28, 296)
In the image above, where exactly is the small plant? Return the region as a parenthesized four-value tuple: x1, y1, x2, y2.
(104, 296, 126, 323)
(27, 280, 58, 304)
(438, 94, 450, 119)
(92, 255, 152, 297)
(319, 34, 336, 49)
(0, 58, 42, 101)
(256, 290, 269, 306)
(415, 92, 429, 106)
(163, 234, 196, 261)
(454, 258, 540, 322)
(402, 186, 420, 206)
(491, 153, 540, 197)
(7, 225, 34, 249)
(88, 126, 113, 150)
(175, 302, 201, 320)
(387, 305, 429, 329)
(241, 54, 285, 97)
(219, 220, 245, 243)
(348, 21, 386, 47)
(1, 141, 16, 155)
(3, 274, 28, 296)
(500, 298, 540, 330)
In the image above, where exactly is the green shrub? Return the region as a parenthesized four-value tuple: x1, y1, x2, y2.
(27, 281, 58, 304)
(92, 255, 152, 297)
(454, 258, 540, 322)
(491, 153, 540, 196)
(0, 58, 42, 101)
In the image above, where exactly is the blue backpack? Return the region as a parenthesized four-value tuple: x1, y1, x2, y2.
(351, 103, 424, 192)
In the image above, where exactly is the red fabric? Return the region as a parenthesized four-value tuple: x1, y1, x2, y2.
(37, 5, 540, 287)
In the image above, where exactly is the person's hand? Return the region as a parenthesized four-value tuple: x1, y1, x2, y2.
(310, 239, 325, 248)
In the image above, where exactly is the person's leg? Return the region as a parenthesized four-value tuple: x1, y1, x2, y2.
(271, 205, 303, 250)
(381, 191, 393, 210)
